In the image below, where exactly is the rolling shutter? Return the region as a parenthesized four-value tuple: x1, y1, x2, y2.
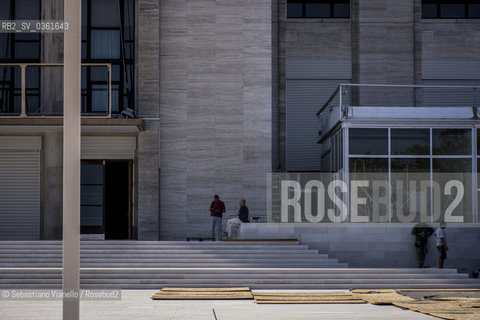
(422, 59, 480, 107)
(286, 58, 351, 171)
(81, 136, 136, 159)
(0, 136, 41, 240)
(286, 80, 343, 171)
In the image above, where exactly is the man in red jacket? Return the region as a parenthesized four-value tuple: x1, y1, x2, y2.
(210, 195, 225, 241)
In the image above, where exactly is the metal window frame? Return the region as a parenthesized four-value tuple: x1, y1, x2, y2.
(0, 62, 112, 118)
(345, 124, 477, 223)
(286, 0, 351, 19)
(421, 0, 480, 19)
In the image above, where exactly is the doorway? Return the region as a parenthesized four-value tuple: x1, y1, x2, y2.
(80, 160, 132, 239)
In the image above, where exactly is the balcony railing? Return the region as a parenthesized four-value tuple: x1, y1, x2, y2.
(0, 63, 112, 118)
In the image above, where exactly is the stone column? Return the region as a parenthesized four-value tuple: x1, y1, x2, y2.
(136, 0, 160, 240)
(41, 0, 64, 115)
(41, 132, 63, 239)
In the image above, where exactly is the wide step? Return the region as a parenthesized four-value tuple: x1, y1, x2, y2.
(0, 241, 479, 289)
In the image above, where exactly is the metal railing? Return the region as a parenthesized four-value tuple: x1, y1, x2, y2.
(0, 62, 112, 118)
(317, 83, 480, 116)
(316, 83, 480, 143)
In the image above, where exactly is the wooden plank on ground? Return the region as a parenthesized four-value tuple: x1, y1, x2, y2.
(160, 287, 250, 292)
(152, 293, 253, 300)
(253, 292, 352, 297)
(255, 300, 366, 304)
(152, 287, 253, 300)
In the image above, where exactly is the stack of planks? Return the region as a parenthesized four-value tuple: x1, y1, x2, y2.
(253, 291, 365, 304)
(151, 287, 480, 319)
(151, 287, 253, 300)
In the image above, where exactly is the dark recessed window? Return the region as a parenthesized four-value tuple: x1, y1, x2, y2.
(441, 3, 465, 17)
(422, 1, 480, 19)
(391, 129, 430, 155)
(432, 128, 472, 155)
(287, 0, 350, 19)
(349, 128, 388, 155)
(469, 3, 480, 17)
(82, 0, 135, 114)
(287, 3, 303, 17)
(0, 0, 41, 115)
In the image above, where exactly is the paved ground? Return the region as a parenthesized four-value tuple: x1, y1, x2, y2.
(0, 289, 439, 320)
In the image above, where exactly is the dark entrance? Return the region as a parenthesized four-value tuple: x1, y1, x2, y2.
(80, 160, 132, 239)
(105, 161, 131, 239)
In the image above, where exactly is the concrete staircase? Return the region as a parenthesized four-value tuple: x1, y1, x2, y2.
(0, 240, 479, 289)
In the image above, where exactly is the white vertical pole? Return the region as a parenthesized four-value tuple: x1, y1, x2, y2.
(63, 0, 81, 318)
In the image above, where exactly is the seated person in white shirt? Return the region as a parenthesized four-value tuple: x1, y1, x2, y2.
(226, 199, 249, 239)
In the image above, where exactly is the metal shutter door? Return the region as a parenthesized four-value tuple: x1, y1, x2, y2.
(0, 137, 41, 240)
(421, 79, 480, 107)
(81, 136, 136, 160)
(286, 80, 344, 171)
(422, 59, 480, 107)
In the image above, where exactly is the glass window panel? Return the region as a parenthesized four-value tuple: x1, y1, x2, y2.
(111, 85, 119, 112)
(306, 3, 331, 18)
(124, 43, 134, 59)
(124, 0, 135, 27)
(433, 159, 472, 223)
(440, 4, 466, 18)
(422, 3, 438, 18)
(391, 158, 430, 173)
(91, 30, 120, 59)
(390, 168, 432, 223)
(391, 128, 430, 155)
(0, 81, 12, 112)
(81, 185, 103, 205)
(334, 3, 350, 18)
(0, 1, 11, 19)
(14, 42, 39, 59)
(81, 163, 103, 184)
(112, 65, 121, 82)
(82, 0, 87, 30)
(477, 158, 480, 222)
(14, 95, 21, 112)
(90, 66, 109, 82)
(15, 33, 40, 41)
(0, 66, 13, 81)
(0, 35, 11, 59)
(92, 84, 108, 112)
(81, 42, 87, 60)
(477, 129, 480, 154)
(468, 4, 480, 18)
(123, 95, 131, 110)
(349, 158, 388, 173)
(14, 68, 21, 87)
(124, 27, 134, 42)
(25, 94, 39, 113)
(433, 158, 472, 173)
(91, 0, 121, 27)
(81, 94, 87, 113)
(125, 65, 134, 89)
(15, 0, 40, 19)
(80, 206, 103, 226)
(81, 67, 87, 89)
(349, 158, 388, 222)
(25, 66, 39, 88)
(287, 3, 303, 18)
(432, 128, 471, 155)
(349, 128, 388, 155)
